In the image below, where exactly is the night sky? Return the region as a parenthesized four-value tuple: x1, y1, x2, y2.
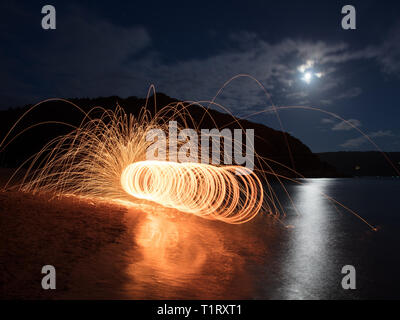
(1, 0, 399, 152)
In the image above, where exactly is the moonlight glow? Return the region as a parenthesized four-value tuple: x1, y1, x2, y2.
(298, 60, 324, 84)
(302, 72, 313, 84)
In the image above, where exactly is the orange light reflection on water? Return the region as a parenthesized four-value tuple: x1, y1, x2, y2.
(122, 204, 270, 299)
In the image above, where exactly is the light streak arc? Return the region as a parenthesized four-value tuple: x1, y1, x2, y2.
(121, 160, 263, 223)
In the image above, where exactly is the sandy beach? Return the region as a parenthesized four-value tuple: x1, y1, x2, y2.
(0, 188, 130, 299)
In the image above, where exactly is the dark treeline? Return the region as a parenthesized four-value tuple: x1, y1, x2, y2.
(318, 152, 400, 177)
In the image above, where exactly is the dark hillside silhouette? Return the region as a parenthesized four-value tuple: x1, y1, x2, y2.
(318, 152, 400, 177)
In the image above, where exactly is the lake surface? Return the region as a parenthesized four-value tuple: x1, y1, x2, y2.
(65, 178, 400, 299)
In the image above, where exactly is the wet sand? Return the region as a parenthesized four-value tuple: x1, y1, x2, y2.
(0, 190, 128, 299)
(0, 166, 282, 300)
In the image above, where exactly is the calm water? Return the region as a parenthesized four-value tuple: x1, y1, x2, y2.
(65, 178, 400, 299)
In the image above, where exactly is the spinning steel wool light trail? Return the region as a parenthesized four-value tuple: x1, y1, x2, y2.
(3, 99, 268, 224)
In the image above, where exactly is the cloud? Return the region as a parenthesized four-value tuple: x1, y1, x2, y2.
(0, 3, 398, 113)
(298, 60, 314, 73)
(374, 23, 400, 75)
(33, 10, 151, 98)
(336, 87, 362, 100)
(146, 37, 377, 112)
(0, 4, 152, 106)
(344, 23, 400, 77)
(340, 130, 394, 148)
(321, 118, 335, 124)
(332, 119, 362, 131)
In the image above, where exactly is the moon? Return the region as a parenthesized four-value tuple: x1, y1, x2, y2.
(298, 60, 324, 84)
(302, 72, 313, 84)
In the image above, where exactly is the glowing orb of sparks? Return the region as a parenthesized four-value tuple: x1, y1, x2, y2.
(121, 160, 264, 224)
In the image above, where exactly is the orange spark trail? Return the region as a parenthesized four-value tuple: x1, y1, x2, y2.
(121, 161, 263, 224)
